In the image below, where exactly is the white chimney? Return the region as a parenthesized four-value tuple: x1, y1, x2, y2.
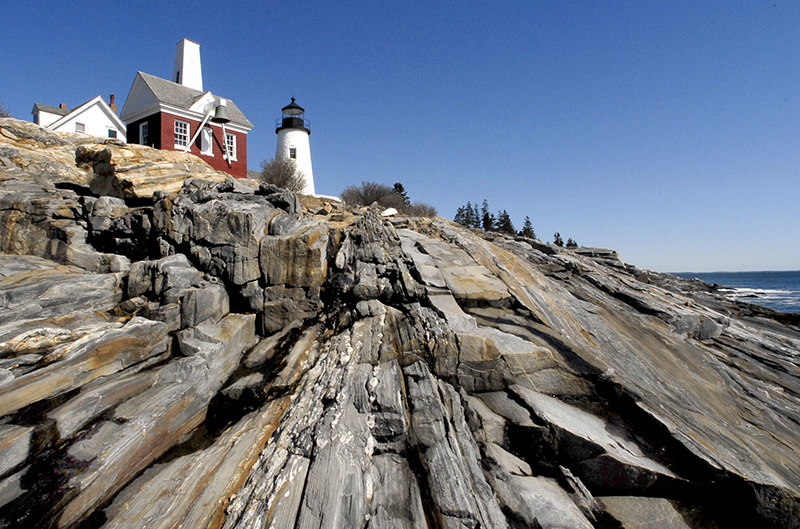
(173, 39, 203, 91)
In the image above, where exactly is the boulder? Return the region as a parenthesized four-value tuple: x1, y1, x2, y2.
(78, 143, 229, 199)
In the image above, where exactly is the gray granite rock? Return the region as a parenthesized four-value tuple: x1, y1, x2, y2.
(598, 496, 693, 529)
(0, 317, 168, 418)
(0, 255, 122, 325)
(0, 123, 798, 528)
(0, 425, 33, 477)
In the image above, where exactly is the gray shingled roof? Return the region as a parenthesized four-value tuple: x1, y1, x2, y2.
(138, 72, 253, 128)
(32, 103, 70, 116)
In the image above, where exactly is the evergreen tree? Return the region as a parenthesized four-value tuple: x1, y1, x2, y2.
(519, 216, 536, 239)
(454, 205, 468, 226)
(469, 202, 480, 228)
(454, 201, 479, 228)
(496, 210, 515, 235)
(393, 182, 411, 207)
(465, 201, 476, 228)
(553, 232, 564, 247)
(566, 238, 578, 248)
(481, 200, 495, 231)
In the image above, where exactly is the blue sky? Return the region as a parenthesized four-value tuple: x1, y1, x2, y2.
(2, 1, 798, 272)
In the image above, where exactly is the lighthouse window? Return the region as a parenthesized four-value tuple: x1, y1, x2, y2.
(174, 120, 189, 147)
(225, 132, 237, 161)
(289, 147, 297, 159)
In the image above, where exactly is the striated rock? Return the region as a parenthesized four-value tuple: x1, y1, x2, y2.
(47, 369, 160, 440)
(0, 254, 122, 325)
(599, 496, 695, 529)
(510, 384, 680, 494)
(260, 221, 329, 288)
(57, 313, 255, 528)
(0, 316, 168, 418)
(101, 397, 289, 529)
(404, 361, 509, 528)
(0, 122, 798, 529)
(0, 426, 33, 477)
(0, 118, 95, 188)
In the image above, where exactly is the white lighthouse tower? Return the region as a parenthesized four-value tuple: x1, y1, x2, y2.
(275, 98, 315, 195)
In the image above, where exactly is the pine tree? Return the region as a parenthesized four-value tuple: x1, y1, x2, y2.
(553, 232, 564, 247)
(481, 200, 495, 231)
(393, 183, 411, 207)
(566, 238, 578, 248)
(519, 216, 536, 239)
(454, 205, 468, 226)
(496, 210, 515, 235)
(465, 201, 476, 228)
(469, 202, 480, 228)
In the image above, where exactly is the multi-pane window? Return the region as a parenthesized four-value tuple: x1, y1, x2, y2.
(139, 122, 149, 146)
(174, 120, 189, 147)
(225, 132, 237, 160)
(75, 122, 85, 132)
(289, 147, 297, 159)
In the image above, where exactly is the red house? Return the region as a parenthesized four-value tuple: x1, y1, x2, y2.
(119, 39, 253, 178)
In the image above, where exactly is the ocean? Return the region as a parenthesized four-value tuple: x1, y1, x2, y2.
(672, 270, 800, 314)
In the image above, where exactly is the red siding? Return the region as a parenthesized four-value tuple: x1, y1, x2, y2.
(152, 113, 249, 178)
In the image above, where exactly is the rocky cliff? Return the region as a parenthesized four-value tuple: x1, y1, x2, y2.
(0, 117, 798, 529)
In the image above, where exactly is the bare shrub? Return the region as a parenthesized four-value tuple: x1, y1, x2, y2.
(258, 158, 306, 193)
(341, 181, 406, 210)
(341, 181, 437, 217)
(0, 104, 11, 118)
(405, 202, 437, 217)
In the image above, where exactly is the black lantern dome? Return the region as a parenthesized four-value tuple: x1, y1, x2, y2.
(275, 97, 310, 134)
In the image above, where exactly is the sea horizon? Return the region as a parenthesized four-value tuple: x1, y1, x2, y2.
(671, 270, 800, 313)
(669, 269, 800, 275)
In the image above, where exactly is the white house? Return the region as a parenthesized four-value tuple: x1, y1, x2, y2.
(32, 95, 126, 141)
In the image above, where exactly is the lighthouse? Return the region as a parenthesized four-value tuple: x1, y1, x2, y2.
(275, 98, 315, 195)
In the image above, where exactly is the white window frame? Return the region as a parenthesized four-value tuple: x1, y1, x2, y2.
(75, 122, 85, 133)
(200, 127, 214, 156)
(224, 132, 237, 161)
(174, 120, 189, 148)
(107, 129, 117, 139)
(289, 147, 297, 159)
(139, 122, 149, 146)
